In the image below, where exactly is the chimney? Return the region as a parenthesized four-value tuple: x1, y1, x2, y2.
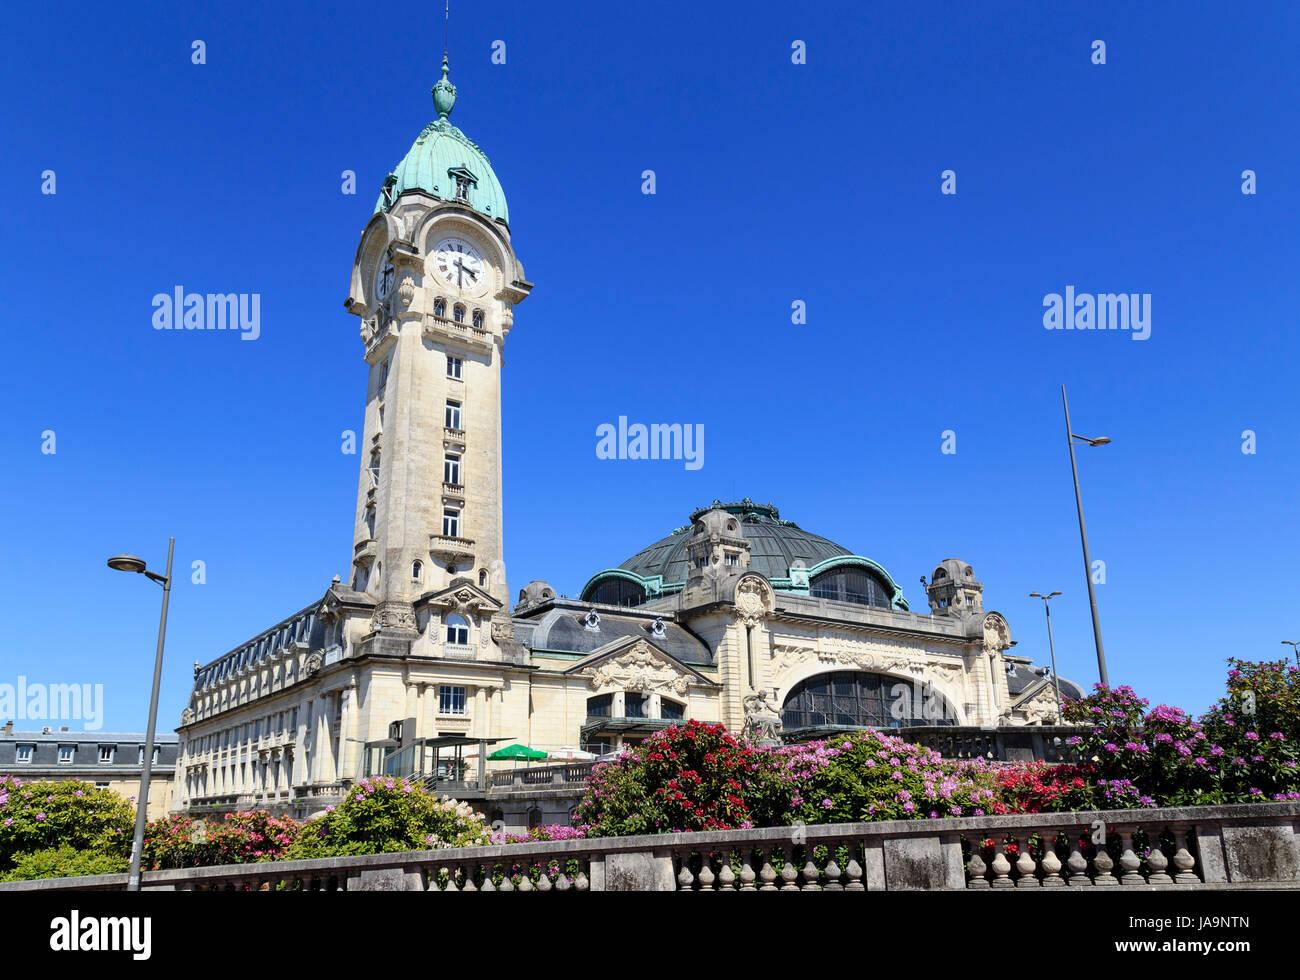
(59, 726, 69, 732)
(2, 721, 12, 736)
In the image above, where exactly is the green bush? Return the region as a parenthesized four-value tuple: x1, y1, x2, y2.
(1, 845, 129, 882)
(0, 777, 134, 872)
(144, 810, 301, 870)
(287, 777, 489, 858)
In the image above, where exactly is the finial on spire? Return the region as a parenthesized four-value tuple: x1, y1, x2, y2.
(432, 1, 457, 119)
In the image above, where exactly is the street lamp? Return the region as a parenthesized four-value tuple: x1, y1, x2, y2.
(1283, 641, 1300, 666)
(1030, 591, 1064, 721)
(107, 539, 174, 892)
(1061, 385, 1111, 687)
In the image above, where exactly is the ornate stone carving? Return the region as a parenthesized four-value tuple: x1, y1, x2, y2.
(397, 276, 416, 309)
(742, 689, 783, 744)
(304, 652, 324, 677)
(734, 575, 773, 627)
(582, 643, 691, 696)
(180, 707, 195, 726)
(372, 599, 418, 633)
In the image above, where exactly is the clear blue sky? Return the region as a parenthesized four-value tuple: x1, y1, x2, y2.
(3, 0, 1298, 731)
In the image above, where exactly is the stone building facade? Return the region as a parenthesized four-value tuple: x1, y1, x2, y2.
(0, 725, 177, 820)
(171, 59, 1076, 820)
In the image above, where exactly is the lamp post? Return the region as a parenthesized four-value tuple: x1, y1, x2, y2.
(1283, 640, 1300, 666)
(107, 539, 174, 892)
(1030, 591, 1064, 721)
(1061, 385, 1111, 687)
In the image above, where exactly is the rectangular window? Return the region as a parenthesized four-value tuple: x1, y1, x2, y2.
(624, 693, 645, 718)
(438, 685, 467, 715)
(446, 356, 462, 379)
(442, 509, 460, 537)
(725, 552, 738, 566)
(444, 454, 461, 485)
(15, 745, 33, 764)
(59, 745, 75, 764)
(445, 401, 462, 429)
(94, 782, 109, 790)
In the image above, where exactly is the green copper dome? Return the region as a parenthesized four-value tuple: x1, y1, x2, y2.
(373, 56, 509, 226)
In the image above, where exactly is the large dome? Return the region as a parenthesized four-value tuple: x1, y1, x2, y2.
(373, 57, 510, 226)
(619, 500, 854, 586)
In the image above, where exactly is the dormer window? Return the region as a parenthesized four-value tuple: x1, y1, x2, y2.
(447, 167, 478, 203)
(582, 609, 601, 631)
(649, 617, 666, 638)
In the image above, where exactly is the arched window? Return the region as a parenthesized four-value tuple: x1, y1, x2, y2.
(472, 309, 484, 328)
(586, 693, 612, 718)
(411, 560, 422, 581)
(445, 615, 469, 645)
(583, 576, 647, 608)
(478, 569, 488, 587)
(453, 305, 465, 323)
(781, 671, 950, 730)
(809, 566, 893, 608)
(659, 698, 685, 721)
(433, 297, 446, 318)
(527, 806, 543, 830)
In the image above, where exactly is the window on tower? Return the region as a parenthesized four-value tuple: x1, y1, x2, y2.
(472, 309, 484, 328)
(446, 355, 462, 379)
(454, 176, 471, 201)
(444, 454, 461, 485)
(434, 297, 446, 318)
(442, 509, 460, 538)
(445, 401, 462, 429)
(453, 305, 465, 324)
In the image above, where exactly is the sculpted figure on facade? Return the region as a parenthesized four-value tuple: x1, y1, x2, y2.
(742, 689, 783, 743)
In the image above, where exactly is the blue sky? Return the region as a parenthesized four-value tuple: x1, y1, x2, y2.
(3, 0, 1298, 731)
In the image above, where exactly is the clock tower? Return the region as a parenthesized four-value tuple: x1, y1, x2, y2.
(344, 55, 531, 654)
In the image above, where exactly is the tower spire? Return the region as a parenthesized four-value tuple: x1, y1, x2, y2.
(432, 1, 457, 120)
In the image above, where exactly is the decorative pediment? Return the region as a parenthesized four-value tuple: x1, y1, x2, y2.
(1010, 680, 1063, 724)
(421, 579, 502, 621)
(734, 574, 775, 626)
(565, 638, 714, 696)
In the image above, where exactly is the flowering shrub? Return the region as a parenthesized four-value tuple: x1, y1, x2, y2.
(1, 845, 129, 882)
(287, 777, 489, 858)
(0, 777, 134, 872)
(771, 730, 1006, 823)
(1060, 664, 1300, 807)
(491, 823, 587, 845)
(575, 720, 786, 836)
(144, 811, 300, 870)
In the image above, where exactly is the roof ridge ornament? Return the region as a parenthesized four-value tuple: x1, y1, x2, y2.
(432, 53, 458, 120)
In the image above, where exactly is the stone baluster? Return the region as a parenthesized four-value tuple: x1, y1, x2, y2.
(822, 846, 843, 892)
(460, 868, 478, 892)
(1117, 829, 1144, 885)
(717, 851, 737, 891)
(480, 873, 496, 892)
(844, 846, 865, 892)
(737, 849, 757, 890)
(517, 874, 533, 892)
(1145, 832, 1172, 886)
(989, 843, 1014, 888)
(555, 871, 571, 891)
(697, 857, 716, 892)
(535, 871, 552, 892)
(1171, 829, 1199, 884)
(779, 847, 800, 890)
(1040, 832, 1066, 887)
(1015, 842, 1039, 887)
(677, 858, 695, 891)
(1065, 840, 1091, 886)
(499, 873, 515, 892)
(1092, 844, 1118, 886)
(801, 850, 821, 891)
(758, 851, 779, 891)
(574, 870, 590, 891)
(966, 849, 990, 888)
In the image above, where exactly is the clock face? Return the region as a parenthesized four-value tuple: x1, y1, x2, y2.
(432, 238, 485, 292)
(377, 261, 395, 300)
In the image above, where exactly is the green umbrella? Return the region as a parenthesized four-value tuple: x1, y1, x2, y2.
(488, 743, 547, 761)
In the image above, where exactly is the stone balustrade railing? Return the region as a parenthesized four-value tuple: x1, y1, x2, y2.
(3, 802, 1296, 892)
